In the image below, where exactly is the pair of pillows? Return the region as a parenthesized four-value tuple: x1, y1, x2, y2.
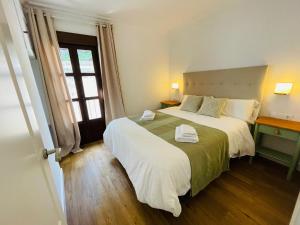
(180, 95, 226, 118)
(180, 95, 260, 124)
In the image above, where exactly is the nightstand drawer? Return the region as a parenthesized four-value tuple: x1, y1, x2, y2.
(258, 125, 299, 141)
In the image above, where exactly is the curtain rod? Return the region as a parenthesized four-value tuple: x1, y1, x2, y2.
(23, 2, 110, 26)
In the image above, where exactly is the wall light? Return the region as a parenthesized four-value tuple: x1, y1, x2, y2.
(171, 82, 179, 89)
(274, 83, 293, 95)
(171, 82, 179, 101)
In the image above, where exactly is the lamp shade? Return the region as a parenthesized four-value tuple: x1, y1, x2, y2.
(274, 83, 293, 95)
(171, 82, 179, 89)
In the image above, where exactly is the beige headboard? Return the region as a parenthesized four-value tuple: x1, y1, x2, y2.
(183, 65, 268, 100)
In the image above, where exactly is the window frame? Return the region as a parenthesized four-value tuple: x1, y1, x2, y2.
(57, 31, 106, 145)
(59, 43, 104, 123)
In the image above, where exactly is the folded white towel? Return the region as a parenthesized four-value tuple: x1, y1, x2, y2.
(178, 124, 197, 137)
(140, 110, 155, 121)
(141, 115, 155, 121)
(175, 126, 199, 143)
(143, 110, 155, 117)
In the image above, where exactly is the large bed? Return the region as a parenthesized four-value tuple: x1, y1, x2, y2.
(104, 66, 267, 216)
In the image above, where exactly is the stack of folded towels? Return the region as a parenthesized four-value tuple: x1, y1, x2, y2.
(175, 124, 199, 143)
(140, 110, 156, 121)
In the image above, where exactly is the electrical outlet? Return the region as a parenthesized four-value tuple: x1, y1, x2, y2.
(286, 114, 295, 120)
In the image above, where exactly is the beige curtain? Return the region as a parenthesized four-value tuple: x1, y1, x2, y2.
(96, 24, 125, 124)
(28, 8, 81, 157)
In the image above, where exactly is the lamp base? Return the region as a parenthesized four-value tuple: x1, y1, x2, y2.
(171, 89, 180, 101)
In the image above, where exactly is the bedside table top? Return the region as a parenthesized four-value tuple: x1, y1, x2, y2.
(256, 117, 300, 132)
(160, 100, 180, 105)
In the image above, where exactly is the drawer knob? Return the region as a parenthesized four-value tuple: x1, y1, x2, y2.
(274, 129, 281, 135)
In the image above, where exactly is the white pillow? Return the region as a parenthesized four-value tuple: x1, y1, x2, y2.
(222, 99, 260, 124)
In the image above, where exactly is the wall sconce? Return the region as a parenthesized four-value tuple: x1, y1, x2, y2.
(171, 82, 179, 89)
(274, 83, 293, 95)
(171, 82, 179, 101)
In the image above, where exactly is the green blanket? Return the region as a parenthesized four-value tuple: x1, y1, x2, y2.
(129, 112, 229, 196)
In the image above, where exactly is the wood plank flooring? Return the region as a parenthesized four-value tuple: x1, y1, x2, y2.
(61, 141, 300, 225)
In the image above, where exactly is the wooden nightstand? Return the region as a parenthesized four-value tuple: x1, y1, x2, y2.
(251, 117, 300, 180)
(160, 100, 181, 109)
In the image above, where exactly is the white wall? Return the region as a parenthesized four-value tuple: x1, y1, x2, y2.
(113, 22, 169, 115)
(54, 19, 170, 116)
(55, 19, 97, 36)
(168, 0, 300, 121)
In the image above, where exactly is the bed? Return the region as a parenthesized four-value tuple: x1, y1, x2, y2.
(104, 65, 267, 216)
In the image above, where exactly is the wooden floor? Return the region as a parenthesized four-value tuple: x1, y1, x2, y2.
(61, 141, 300, 225)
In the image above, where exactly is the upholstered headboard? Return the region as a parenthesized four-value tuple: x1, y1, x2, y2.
(183, 65, 268, 100)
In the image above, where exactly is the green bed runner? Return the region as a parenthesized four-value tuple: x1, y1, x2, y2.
(129, 112, 229, 196)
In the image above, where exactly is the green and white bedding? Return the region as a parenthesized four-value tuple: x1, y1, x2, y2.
(130, 112, 229, 197)
(103, 106, 254, 217)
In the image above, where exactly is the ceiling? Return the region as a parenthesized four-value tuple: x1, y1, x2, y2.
(23, 0, 240, 31)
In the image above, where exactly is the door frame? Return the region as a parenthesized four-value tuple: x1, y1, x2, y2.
(57, 31, 106, 145)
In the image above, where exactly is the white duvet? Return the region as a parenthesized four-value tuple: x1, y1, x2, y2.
(103, 107, 255, 216)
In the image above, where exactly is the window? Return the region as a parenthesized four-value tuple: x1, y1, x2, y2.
(59, 48, 73, 73)
(59, 47, 103, 121)
(65, 77, 77, 99)
(72, 101, 82, 122)
(86, 99, 101, 120)
(77, 49, 95, 73)
(82, 76, 98, 97)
